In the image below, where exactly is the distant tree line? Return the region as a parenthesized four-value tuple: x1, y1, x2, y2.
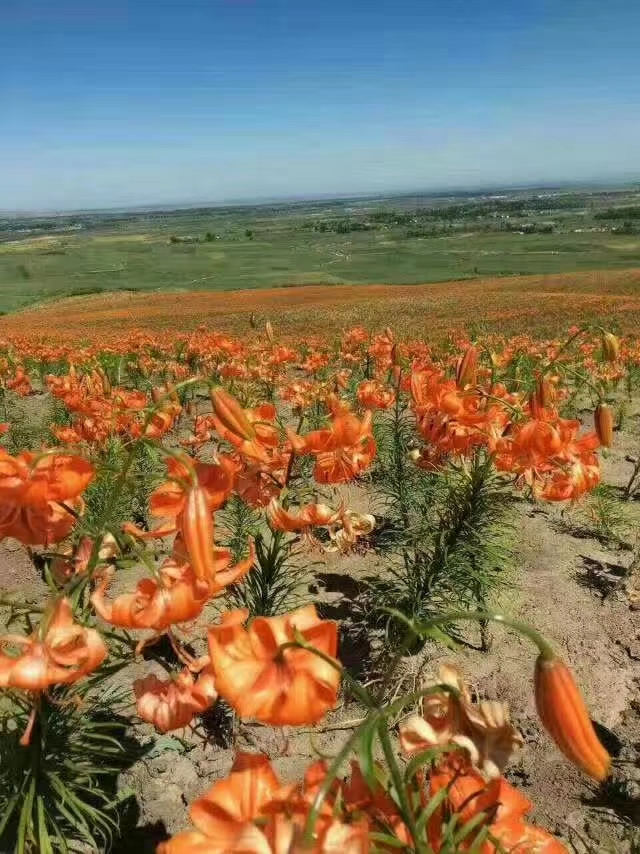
(594, 206, 640, 220)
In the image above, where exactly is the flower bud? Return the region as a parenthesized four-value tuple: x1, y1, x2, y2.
(534, 654, 611, 781)
(594, 403, 613, 448)
(534, 373, 552, 411)
(210, 388, 256, 441)
(601, 332, 620, 363)
(96, 367, 111, 396)
(456, 346, 478, 389)
(166, 382, 179, 403)
(265, 320, 274, 342)
(181, 485, 216, 583)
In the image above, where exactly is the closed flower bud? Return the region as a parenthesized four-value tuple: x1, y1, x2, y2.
(534, 373, 552, 411)
(602, 332, 620, 363)
(210, 388, 256, 441)
(181, 485, 216, 583)
(265, 320, 274, 342)
(96, 367, 111, 395)
(456, 346, 478, 389)
(534, 654, 611, 782)
(594, 403, 613, 448)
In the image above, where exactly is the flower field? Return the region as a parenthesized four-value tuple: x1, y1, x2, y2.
(0, 310, 639, 853)
(4, 267, 640, 343)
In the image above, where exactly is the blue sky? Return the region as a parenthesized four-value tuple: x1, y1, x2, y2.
(2, 0, 640, 211)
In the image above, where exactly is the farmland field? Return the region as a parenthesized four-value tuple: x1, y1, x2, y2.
(3, 184, 640, 315)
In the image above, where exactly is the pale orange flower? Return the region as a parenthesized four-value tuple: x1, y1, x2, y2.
(51, 533, 118, 584)
(356, 379, 395, 410)
(288, 405, 376, 484)
(208, 606, 340, 725)
(133, 667, 217, 732)
(92, 543, 253, 632)
(399, 663, 522, 779)
(158, 752, 281, 854)
(0, 598, 107, 693)
(267, 499, 342, 532)
(0, 450, 94, 546)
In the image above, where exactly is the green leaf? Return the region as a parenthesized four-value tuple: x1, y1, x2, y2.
(415, 784, 449, 838)
(356, 717, 379, 792)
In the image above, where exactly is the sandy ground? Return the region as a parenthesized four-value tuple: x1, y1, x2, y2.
(1, 421, 639, 853)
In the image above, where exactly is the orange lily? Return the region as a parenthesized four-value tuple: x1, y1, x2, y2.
(91, 558, 212, 632)
(0, 598, 106, 692)
(134, 666, 217, 732)
(210, 389, 279, 463)
(158, 752, 281, 854)
(127, 453, 239, 584)
(0, 450, 94, 546)
(429, 758, 568, 853)
(455, 345, 479, 388)
(356, 380, 396, 410)
(92, 543, 253, 632)
(150, 454, 237, 520)
(208, 606, 340, 725)
(288, 405, 376, 484)
(594, 403, 613, 448)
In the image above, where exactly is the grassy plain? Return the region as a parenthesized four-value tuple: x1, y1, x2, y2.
(2, 186, 640, 315)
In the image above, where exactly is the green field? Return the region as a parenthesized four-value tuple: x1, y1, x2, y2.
(2, 186, 640, 314)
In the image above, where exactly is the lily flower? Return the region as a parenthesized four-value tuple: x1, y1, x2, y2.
(208, 606, 340, 726)
(0, 450, 94, 546)
(134, 666, 217, 732)
(0, 598, 106, 692)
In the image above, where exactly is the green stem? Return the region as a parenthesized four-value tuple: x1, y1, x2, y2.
(542, 326, 590, 373)
(377, 721, 425, 852)
(560, 365, 603, 401)
(385, 607, 555, 659)
(303, 724, 367, 845)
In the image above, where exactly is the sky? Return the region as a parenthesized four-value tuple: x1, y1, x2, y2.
(2, 0, 640, 211)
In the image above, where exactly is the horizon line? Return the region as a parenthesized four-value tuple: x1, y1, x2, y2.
(2, 174, 640, 218)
